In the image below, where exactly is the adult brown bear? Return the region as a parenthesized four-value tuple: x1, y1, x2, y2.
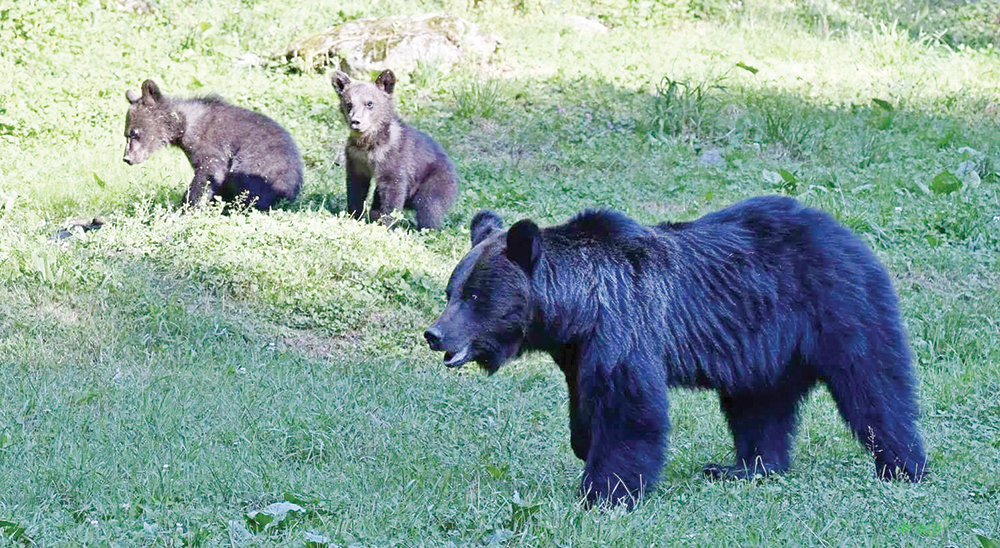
(425, 196, 926, 508)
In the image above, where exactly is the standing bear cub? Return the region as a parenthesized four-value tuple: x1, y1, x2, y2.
(332, 69, 458, 229)
(425, 195, 927, 508)
(123, 79, 303, 210)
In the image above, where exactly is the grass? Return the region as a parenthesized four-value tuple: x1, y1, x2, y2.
(2, 0, 1000, 546)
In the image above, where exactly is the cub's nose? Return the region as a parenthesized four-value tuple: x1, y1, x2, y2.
(424, 327, 443, 351)
(350, 119, 361, 129)
(122, 156, 133, 165)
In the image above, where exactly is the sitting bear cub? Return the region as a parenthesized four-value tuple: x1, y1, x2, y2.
(123, 79, 302, 210)
(425, 195, 926, 508)
(332, 69, 458, 229)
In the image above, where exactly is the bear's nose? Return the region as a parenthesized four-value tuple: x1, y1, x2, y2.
(122, 156, 133, 165)
(424, 327, 443, 350)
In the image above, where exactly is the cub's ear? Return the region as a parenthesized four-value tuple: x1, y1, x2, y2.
(332, 70, 350, 95)
(126, 89, 142, 104)
(470, 210, 502, 247)
(374, 69, 396, 95)
(506, 219, 542, 274)
(142, 80, 163, 103)
(141, 79, 162, 104)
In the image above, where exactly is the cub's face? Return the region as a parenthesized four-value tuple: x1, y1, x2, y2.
(123, 79, 172, 165)
(425, 211, 541, 374)
(332, 69, 395, 137)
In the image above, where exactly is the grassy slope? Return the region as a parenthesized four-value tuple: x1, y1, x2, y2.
(1, 0, 999, 546)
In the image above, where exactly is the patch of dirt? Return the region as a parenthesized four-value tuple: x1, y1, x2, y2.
(894, 267, 998, 301)
(641, 200, 690, 220)
(278, 329, 359, 359)
(38, 302, 82, 324)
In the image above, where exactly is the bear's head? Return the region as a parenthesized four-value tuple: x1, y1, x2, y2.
(331, 69, 395, 138)
(425, 210, 542, 374)
(123, 79, 177, 165)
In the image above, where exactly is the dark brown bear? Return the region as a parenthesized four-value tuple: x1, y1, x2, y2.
(123, 79, 302, 210)
(332, 69, 458, 229)
(426, 196, 926, 508)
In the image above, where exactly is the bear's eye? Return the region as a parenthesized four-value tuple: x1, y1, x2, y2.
(127, 128, 139, 140)
(365, 101, 374, 109)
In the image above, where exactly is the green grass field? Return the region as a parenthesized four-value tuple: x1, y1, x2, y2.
(1, 0, 999, 545)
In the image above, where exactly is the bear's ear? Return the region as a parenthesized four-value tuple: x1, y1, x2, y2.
(126, 89, 142, 104)
(506, 219, 542, 274)
(470, 210, 502, 247)
(374, 69, 396, 95)
(332, 71, 350, 96)
(141, 79, 162, 104)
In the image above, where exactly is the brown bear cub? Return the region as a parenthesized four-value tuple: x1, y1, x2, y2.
(332, 69, 458, 229)
(123, 79, 303, 210)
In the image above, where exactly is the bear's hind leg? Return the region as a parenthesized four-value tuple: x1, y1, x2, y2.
(704, 389, 806, 480)
(413, 195, 446, 230)
(411, 173, 455, 230)
(822, 359, 926, 481)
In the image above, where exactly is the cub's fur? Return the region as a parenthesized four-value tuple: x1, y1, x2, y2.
(332, 69, 458, 229)
(123, 79, 302, 210)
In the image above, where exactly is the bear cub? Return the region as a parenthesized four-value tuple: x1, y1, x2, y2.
(332, 69, 458, 230)
(123, 79, 303, 210)
(426, 196, 927, 508)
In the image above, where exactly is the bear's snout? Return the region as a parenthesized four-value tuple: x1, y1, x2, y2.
(424, 324, 473, 368)
(424, 327, 444, 351)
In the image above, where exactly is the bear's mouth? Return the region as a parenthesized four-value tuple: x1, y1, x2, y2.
(443, 346, 472, 368)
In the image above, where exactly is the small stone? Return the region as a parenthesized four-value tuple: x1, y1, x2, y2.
(700, 150, 726, 168)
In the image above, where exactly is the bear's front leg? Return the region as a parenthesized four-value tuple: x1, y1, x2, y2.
(582, 423, 667, 508)
(556, 360, 592, 461)
(580, 370, 669, 509)
(345, 157, 371, 220)
(569, 399, 591, 461)
(185, 155, 228, 207)
(186, 168, 222, 206)
(372, 176, 408, 226)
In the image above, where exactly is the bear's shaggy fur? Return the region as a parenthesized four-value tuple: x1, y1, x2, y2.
(123, 79, 302, 210)
(332, 69, 458, 229)
(426, 196, 926, 508)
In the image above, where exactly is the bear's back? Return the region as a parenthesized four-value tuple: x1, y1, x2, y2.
(183, 97, 295, 151)
(660, 195, 875, 273)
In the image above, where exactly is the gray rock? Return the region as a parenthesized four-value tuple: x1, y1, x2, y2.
(114, 0, 155, 13)
(281, 14, 500, 74)
(561, 15, 609, 35)
(50, 216, 105, 241)
(234, 53, 263, 68)
(699, 149, 726, 168)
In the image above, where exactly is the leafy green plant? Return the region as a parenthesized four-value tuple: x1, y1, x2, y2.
(751, 94, 816, 156)
(453, 78, 511, 120)
(641, 74, 727, 144)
